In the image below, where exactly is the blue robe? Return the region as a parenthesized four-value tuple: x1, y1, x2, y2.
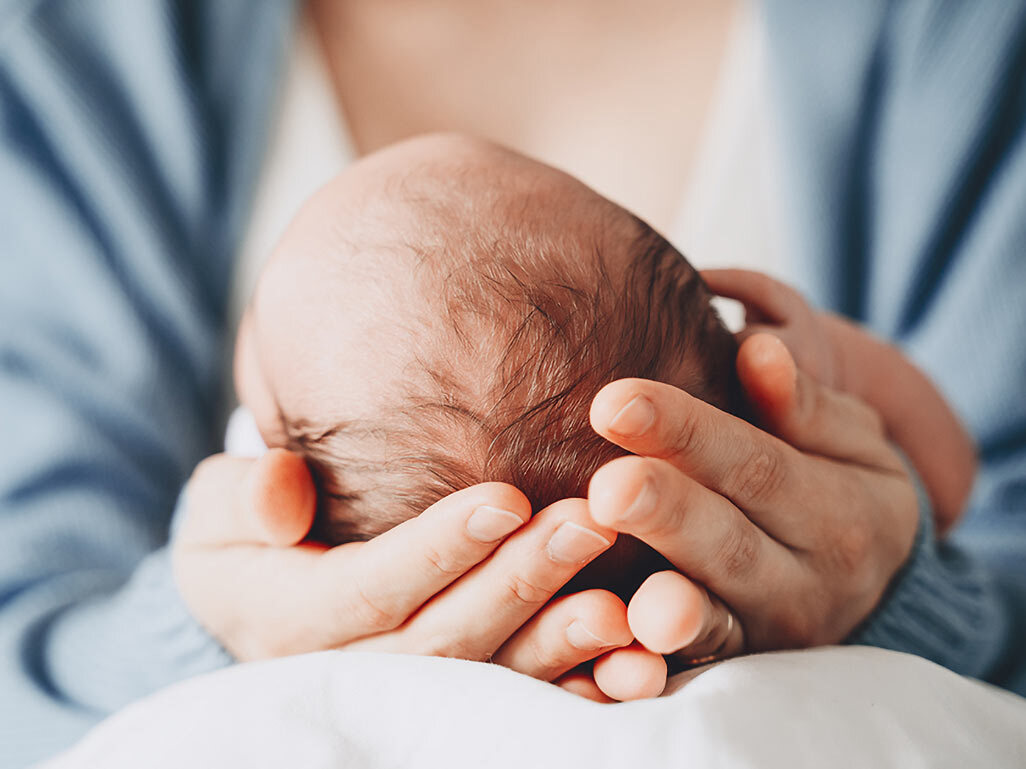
(2, 1, 1025, 764)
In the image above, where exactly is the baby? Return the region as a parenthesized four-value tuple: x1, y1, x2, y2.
(234, 134, 974, 600)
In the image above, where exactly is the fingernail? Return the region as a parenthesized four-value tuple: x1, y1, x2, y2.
(608, 396, 656, 437)
(547, 521, 611, 564)
(566, 620, 612, 650)
(466, 506, 524, 543)
(619, 480, 657, 524)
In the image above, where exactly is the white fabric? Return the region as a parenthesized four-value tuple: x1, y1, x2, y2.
(224, 404, 266, 457)
(227, 10, 355, 336)
(151, 9, 1026, 769)
(45, 647, 1026, 768)
(673, 1, 789, 276)
(228, 1, 786, 336)
(674, 2, 789, 330)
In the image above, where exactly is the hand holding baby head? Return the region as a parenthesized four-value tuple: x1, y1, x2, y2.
(178, 134, 949, 703)
(588, 332, 920, 665)
(702, 268, 976, 534)
(174, 450, 667, 699)
(177, 326, 923, 703)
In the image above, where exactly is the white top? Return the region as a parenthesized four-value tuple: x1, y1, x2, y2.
(225, 1, 790, 452)
(228, 12, 357, 328)
(230, 2, 790, 329)
(674, 2, 789, 279)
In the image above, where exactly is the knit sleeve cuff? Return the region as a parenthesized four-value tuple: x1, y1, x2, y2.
(135, 544, 236, 683)
(845, 476, 1006, 679)
(46, 496, 234, 713)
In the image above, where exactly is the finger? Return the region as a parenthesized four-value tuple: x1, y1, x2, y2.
(738, 334, 901, 471)
(590, 377, 875, 535)
(318, 482, 532, 636)
(627, 571, 744, 662)
(187, 482, 533, 656)
(180, 450, 316, 547)
(592, 643, 667, 701)
(491, 589, 632, 681)
(732, 324, 812, 367)
(248, 449, 318, 545)
(356, 499, 616, 659)
(554, 670, 616, 703)
(588, 454, 803, 594)
(701, 268, 806, 324)
(732, 321, 781, 346)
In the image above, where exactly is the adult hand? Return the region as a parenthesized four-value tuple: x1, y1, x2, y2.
(586, 333, 919, 663)
(172, 449, 643, 692)
(702, 268, 974, 535)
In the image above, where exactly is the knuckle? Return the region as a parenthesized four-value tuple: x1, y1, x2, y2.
(769, 603, 817, 649)
(858, 400, 886, 436)
(526, 634, 569, 676)
(667, 410, 705, 464)
(347, 582, 400, 634)
(637, 481, 689, 539)
(417, 633, 487, 662)
(422, 543, 466, 577)
(716, 523, 760, 582)
(830, 522, 872, 578)
(727, 445, 786, 505)
(503, 573, 552, 609)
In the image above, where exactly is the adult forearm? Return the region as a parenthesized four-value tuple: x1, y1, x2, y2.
(846, 500, 1015, 689)
(0, 543, 232, 767)
(824, 312, 976, 529)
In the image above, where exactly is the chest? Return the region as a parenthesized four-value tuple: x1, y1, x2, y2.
(309, 0, 735, 235)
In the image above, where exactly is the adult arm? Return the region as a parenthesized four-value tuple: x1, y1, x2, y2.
(0, 8, 650, 764)
(701, 268, 977, 534)
(699, 0, 1026, 689)
(174, 450, 642, 687)
(587, 335, 1026, 695)
(0, 2, 296, 763)
(843, 1, 1026, 690)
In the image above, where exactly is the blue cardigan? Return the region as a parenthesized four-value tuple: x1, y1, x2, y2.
(2, 1, 1025, 764)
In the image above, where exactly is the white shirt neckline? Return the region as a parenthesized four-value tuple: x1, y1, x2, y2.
(229, 0, 789, 356)
(225, 1, 790, 441)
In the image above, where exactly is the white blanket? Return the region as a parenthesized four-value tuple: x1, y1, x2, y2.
(46, 646, 1026, 768)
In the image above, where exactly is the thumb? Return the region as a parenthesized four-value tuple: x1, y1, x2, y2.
(737, 333, 895, 468)
(180, 449, 317, 547)
(736, 332, 799, 432)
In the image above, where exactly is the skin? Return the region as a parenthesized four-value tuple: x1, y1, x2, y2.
(176, 0, 747, 700)
(180, 136, 671, 698)
(586, 334, 919, 663)
(176, 136, 924, 698)
(175, 326, 921, 700)
(309, 0, 736, 237)
(174, 0, 929, 697)
(237, 136, 678, 696)
(702, 268, 976, 535)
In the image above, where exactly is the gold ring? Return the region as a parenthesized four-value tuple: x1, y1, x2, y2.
(684, 610, 735, 666)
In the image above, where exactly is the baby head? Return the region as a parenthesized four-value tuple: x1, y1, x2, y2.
(236, 135, 742, 585)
